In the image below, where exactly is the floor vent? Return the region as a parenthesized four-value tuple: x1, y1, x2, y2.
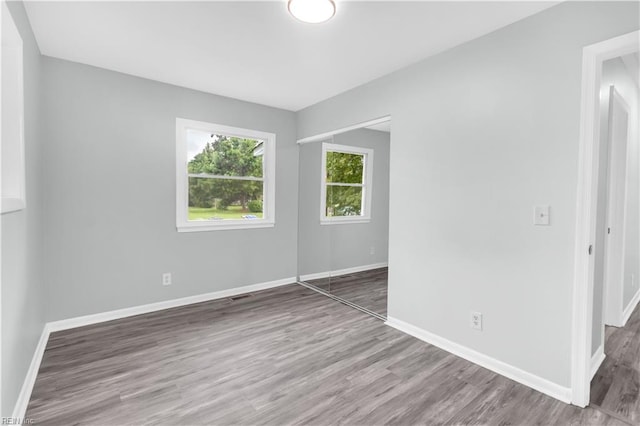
(229, 294, 252, 301)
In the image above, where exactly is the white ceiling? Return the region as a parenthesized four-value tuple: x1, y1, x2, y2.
(25, 1, 557, 111)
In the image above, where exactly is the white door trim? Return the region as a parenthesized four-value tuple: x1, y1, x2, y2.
(571, 30, 639, 408)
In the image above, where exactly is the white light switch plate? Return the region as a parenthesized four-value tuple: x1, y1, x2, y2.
(534, 205, 550, 226)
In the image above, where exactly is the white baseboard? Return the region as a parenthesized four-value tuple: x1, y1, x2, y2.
(12, 276, 296, 418)
(385, 316, 572, 404)
(621, 287, 640, 327)
(299, 262, 388, 282)
(48, 276, 296, 332)
(590, 345, 606, 380)
(12, 325, 51, 420)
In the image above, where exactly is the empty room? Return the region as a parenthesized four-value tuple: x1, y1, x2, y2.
(1, 1, 639, 425)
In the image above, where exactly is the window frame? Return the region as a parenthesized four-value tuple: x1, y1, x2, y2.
(320, 142, 374, 225)
(176, 118, 276, 232)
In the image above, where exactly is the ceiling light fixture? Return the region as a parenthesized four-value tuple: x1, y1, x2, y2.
(288, 0, 336, 24)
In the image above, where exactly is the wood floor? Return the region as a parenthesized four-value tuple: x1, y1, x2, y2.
(591, 301, 640, 425)
(27, 284, 629, 425)
(305, 267, 388, 316)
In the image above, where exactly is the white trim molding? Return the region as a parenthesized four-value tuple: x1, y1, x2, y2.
(590, 345, 606, 380)
(12, 327, 50, 421)
(386, 316, 572, 404)
(48, 277, 296, 332)
(299, 262, 388, 282)
(622, 288, 640, 326)
(571, 30, 639, 408)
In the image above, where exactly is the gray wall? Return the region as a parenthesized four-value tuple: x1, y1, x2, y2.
(298, 128, 390, 277)
(1, 1, 45, 416)
(41, 57, 298, 321)
(296, 1, 640, 388)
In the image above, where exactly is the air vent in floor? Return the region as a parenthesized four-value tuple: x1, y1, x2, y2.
(229, 294, 252, 301)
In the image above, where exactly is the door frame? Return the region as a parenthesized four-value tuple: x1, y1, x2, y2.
(571, 30, 639, 408)
(603, 87, 632, 328)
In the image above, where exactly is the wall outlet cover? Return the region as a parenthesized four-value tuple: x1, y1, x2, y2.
(162, 273, 172, 286)
(471, 311, 483, 330)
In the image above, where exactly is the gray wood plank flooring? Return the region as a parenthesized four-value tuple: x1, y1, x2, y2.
(26, 284, 630, 425)
(591, 301, 640, 425)
(305, 267, 388, 316)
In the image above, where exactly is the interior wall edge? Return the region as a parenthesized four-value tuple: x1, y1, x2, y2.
(10, 325, 49, 421)
(385, 316, 573, 404)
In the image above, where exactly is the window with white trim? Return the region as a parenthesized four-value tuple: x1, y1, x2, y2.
(321, 143, 373, 224)
(176, 118, 275, 232)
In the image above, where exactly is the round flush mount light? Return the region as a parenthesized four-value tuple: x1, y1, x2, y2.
(288, 0, 336, 24)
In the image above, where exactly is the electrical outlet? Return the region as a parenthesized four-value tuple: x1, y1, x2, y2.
(370, 246, 375, 255)
(470, 311, 483, 330)
(162, 273, 172, 286)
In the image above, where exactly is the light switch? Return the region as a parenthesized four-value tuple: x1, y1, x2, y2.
(534, 205, 550, 226)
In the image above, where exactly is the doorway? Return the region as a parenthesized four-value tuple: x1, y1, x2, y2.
(573, 31, 639, 410)
(589, 52, 639, 424)
(601, 83, 633, 330)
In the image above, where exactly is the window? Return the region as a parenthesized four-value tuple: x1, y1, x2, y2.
(1, 2, 26, 214)
(321, 143, 373, 224)
(176, 118, 275, 232)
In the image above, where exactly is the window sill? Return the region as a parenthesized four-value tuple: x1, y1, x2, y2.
(320, 217, 371, 225)
(177, 221, 275, 232)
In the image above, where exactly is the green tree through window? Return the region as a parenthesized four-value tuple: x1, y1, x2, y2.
(188, 135, 264, 218)
(326, 151, 364, 216)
